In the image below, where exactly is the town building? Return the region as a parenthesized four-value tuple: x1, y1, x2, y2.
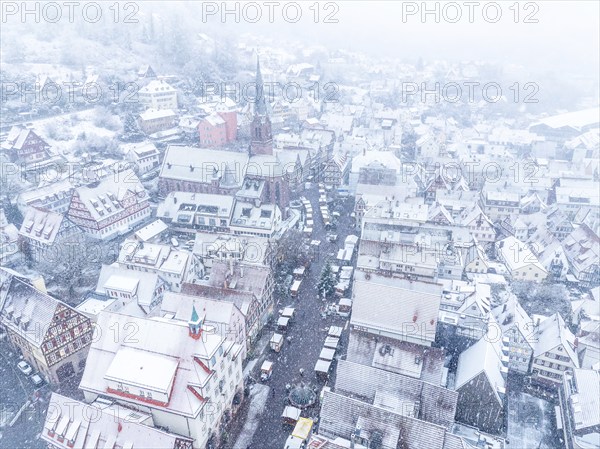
(16, 179, 74, 215)
(160, 292, 247, 359)
(138, 79, 178, 110)
(79, 310, 244, 449)
(67, 170, 151, 240)
(531, 313, 580, 386)
(41, 393, 194, 449)
(1, 125, 51, 164)
(496, 236, 548, 282)
(0, 268, 93, 384)
(19, 207, 82, 266)
(182, 261, 274, 345)
(138, 109, 178, 134)
(350, 279, 441, 347)
(118, 238, 194, 292)
(453, 326, 508, 435)
(123, 141, 160, 174)
(559, 368, 600, 449)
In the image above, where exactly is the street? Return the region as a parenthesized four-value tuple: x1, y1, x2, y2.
(228, 187, 356, 448)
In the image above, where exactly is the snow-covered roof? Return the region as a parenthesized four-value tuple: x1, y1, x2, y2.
(139, 108, 177, 121)
(350, 151, 402, 174)
(19, 207, 65, 245)
(105, 346, 179, 393)
(161, 292, 241, 326)
(72, 169, 146, 222)
(135, 219, 168, 242)
(530, 108, 599, 131)
(567, 368, 600, 431)
(351, 280, 440, 344)
(80, 310, 225, 417)
(454, 325, 506, 403)
(42, 393, 193, 449)
(497, 236, 546, 273)
(533, 313, 579, 366)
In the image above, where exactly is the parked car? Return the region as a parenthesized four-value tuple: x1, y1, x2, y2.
(17, 361, 33, 376)
(30, 373, 44, 387)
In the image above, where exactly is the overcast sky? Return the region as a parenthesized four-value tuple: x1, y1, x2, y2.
(192, 1, 599, 77)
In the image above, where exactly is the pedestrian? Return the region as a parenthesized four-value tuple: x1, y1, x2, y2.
(272, 387, 275, 398)
(299, 368, 304, 377)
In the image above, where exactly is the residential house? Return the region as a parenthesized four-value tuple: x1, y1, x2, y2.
(19, 207, 82, 267)
(67, 170, 151, 240)
(496, 236, 548, 282)
(531, 313, 579, 386)
(480, 191, 521, 223)
(437, 280, 492, 340)
(416, 134, 440, 159)
(453, 325, 507, 435)
(118, 238, 193, 292)
(88, 264, 166, 316)
(198, 112, 236, 147)
(353, 183, 417, 228)
(41, 393, 194, 449)
(157, 192, 235, 232)
(562, 224, 600, 288)
(318, 387, 470, 449)
(1, 125, 51, 164)
(138, 109, 178, 134)
(123, 141, 160, 174)
(79, 310, 244, 449)
(323, 152, 350, 188)
(138, 79, 178, 110)
(491, 294, 536, 374)
(334, 359, 458, 427)
(463, 240, 491, 274)
(0, 268, 93, 384)
(348, 150, 403, 194)
(559, 368, 600, 449)
(459, 204, 496, 244)
(16, 179, 74, 214)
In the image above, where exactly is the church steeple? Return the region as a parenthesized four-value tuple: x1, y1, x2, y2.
(255, 57, 268, 116)
(249, 56, 273, 156)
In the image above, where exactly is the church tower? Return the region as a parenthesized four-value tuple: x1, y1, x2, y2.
(249, 58, 274, 156)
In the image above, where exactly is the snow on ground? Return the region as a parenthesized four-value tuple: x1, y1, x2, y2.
(231, 383, 270, 449)
(507, 390, 556, 449)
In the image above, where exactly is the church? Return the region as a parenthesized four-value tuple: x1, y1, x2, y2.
(158, 58, 290, 218)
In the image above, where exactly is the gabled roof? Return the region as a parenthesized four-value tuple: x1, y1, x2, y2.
(533, 313, 579, 366)
(492, 294, 536, 348)
(19, 207, 66, 245)
(454, 324, 506, 403)
(0, 268, 79, 346)
(96, 264, 162, 309)
(72, 169, 146, 221)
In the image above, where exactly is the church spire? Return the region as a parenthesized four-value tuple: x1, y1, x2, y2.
(255, 56, 268, 116)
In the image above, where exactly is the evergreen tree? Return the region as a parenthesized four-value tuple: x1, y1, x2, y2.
(318, 262, 336, 299)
